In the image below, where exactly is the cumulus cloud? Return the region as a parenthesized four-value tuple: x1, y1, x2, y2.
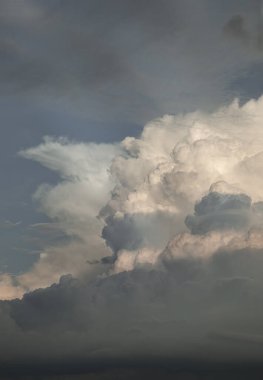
(99, 96, 263, 274)
(4, 96, 263, 297)
(185, 192, 252, 234)
(2, 1, 263, 377)
(3, 96, 263, 375)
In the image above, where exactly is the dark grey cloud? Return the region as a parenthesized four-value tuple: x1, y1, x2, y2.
(0, 0, 261, 122)
(101, 214, 143, 253)
(101, 211, 181, 255)
(194, 192, 251, 216)
(0, 0, 177, 94)
(2, 245, 263, 377)
(185, 192, 252, 234)
(1, 366, 263, 380)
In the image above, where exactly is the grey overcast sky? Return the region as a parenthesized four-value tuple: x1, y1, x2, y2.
(1, 1, 263, 379)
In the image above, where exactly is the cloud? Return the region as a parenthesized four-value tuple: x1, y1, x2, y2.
(0, 0, 177, 102)
(99, 97, 263, 275)
(0, 0, 262, 125)
(3, 96, 263, 375)
(3, 95, 263, 299)
(185, 192, 252, 234)
(0, 138, 118, 299)
(2, 245, 263, 377)
(2, 1, 263, 376)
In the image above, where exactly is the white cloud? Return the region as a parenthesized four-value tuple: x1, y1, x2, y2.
(3, 96, 263, 299)
(101, 96, 263, 272)
(109, 97, 263, 215)
(0, 138, 118, 299)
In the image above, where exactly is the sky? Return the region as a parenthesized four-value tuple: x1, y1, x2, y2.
(1, 0, 263, 379)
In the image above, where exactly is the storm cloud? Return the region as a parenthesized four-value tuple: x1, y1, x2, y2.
(1, 1, 263, 379)
(1, 96, 263, 378)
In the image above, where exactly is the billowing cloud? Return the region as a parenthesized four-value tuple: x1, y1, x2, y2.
(100, 96, 263, 272)
(2, 2, 263, 378)
(3, 96, 263, 295)
(2, 96, 263, 376)
(185, 192, 252, 234)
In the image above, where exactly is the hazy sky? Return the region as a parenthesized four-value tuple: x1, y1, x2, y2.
(1, 1, 263, 379)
